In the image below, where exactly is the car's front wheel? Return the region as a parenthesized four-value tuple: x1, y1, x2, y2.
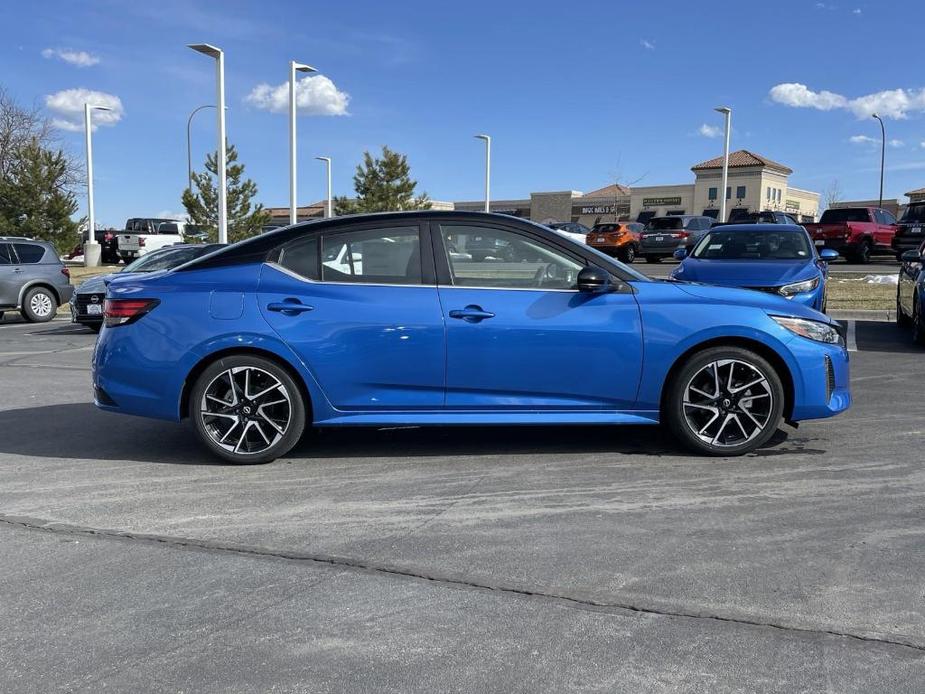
(22, 287, 57, 323)
(897, 289, 912, 328)
(189, 355, 307, 464)
(619, 245, 636, 263)
(665, 346, 785, 456)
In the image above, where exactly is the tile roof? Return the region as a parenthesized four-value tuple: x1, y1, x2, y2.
(691, 150, 793, 174)
(580, 183, 631, 198)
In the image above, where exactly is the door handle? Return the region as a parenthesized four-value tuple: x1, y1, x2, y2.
(267, 300, 314, 315)
(13, 268, 23, 273)
(449, 305, 495, 323)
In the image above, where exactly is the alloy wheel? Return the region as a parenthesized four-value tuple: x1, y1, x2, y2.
(30, 292, 53, 318)
(682, 359, 773, 448)
(199, 366, 292, 456)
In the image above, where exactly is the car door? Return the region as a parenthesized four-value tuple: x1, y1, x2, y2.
(258, 221, 446, 410)
(434, 221, 643, 409)
(876, 209, 897, 249)
(898, 242, 923, 314)
(0, 243, 20, 306)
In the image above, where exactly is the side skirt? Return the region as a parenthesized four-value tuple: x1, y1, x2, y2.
(313, 410, 661, 427)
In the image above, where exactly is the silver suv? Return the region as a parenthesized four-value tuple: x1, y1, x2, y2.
(0, 238, 74, 323)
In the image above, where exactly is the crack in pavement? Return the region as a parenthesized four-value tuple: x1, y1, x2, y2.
(3, 512, 923, 655)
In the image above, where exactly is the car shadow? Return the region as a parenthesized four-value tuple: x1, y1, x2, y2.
(855, 320, 924, 354)
(0, 402, 812, 465)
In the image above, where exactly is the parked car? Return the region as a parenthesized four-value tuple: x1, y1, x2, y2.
(0, 238, 74, 323)
(117, 218, 188, 263)
(94, 211, 850, 463)
(803, 207, 897, 263)
(712, 210, 800, 227)
(639, 215, 715, 263)
(891, 202, 925, 259)
(548, 222, 591, 245)
(586, 222, 643, 262)
(896, 239, 925, 345)
(669, 224, 838, 312)
(70, 243, 225, 332)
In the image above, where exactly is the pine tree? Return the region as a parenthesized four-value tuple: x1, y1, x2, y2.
(0, 138, 79, 252)
(182, 143, 270, 243)
(334, 146, 430, 215)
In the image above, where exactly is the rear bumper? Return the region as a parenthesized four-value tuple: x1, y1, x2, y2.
(892, 237, 922, 254)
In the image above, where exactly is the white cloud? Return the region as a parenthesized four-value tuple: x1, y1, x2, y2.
(44, 89, 124, 131)
(852, 7, 862, 14)
(889, 139, 904, 148)
(41, 47, 100, 67)
(769, 83, 847, 111)
(698, 123, 722, 138)
(849, 135, 877, 144)
(155, 210, 187, 221)
(769, 82, 925, 120)
(640, 39, 655, 50)
(244, 75, 349, 116)
(921, 141, 925, 149)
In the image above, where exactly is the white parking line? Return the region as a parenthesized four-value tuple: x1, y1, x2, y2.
(846, 320, 858, 352)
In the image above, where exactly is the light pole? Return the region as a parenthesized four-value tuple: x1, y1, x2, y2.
(474, 134, 491, 212)
(186, 104, 216, 191)
(872, 113, 885, 209)
(714, 106, 732, 222)
(289, 61, 317, 225)
(316, 156, 332, 218)
(188, 43, 228, 244)
(84, 103, 111, 267)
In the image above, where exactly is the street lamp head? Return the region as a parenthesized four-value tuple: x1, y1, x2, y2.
(315, 156, 331, 163)
(714, 106, 732, 114)
(872, 112, 880, 119)
(292, 62, 317, 74)
(188, 43, 223, 59)
(91, 106, 112, 112)
(474, 134, 490, 141)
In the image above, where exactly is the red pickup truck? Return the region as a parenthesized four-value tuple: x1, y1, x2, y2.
(803, 207, 898, 263)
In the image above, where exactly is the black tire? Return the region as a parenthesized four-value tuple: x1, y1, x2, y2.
(189, 354, 307, 464)
(619, 245, 636, 263)
(665, 346, 785, 456)
(21, 286, 57, 323)
(897, 289, 912, 328)
(851, 239, 872, 264)
(645, 255, 662, 264)
(913, 296, 925, 346)
(89, 324, 102, 334)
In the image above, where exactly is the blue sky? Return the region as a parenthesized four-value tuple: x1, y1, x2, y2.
(2, 0, 924, 227)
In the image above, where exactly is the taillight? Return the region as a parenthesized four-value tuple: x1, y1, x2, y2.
(676, 231, 690, 239)
(139, 237, 146, 247)
(104, 232, 113, 241)
(60, 266, 70, 279)
(104, 299, 160, 327)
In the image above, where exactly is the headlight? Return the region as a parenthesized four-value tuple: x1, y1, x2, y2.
(778, 278, 819, 298)
(772, 315, 843, 345)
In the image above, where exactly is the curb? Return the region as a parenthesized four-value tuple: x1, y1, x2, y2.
(827, 309, 894, 322)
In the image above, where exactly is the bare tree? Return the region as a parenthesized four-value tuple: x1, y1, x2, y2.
(608, 156, 648, 221)
(823, 178, 843, 210)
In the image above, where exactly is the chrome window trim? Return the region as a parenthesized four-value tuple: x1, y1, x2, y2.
(264, 262, 434, 289)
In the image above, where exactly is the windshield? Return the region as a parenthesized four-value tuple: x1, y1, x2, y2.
(645, 218, 683, 231)
(691, 230, 812, 260)
(122, 247, 200, 273)
(820, 208, 869, 223)
(900, 205, 925, 223)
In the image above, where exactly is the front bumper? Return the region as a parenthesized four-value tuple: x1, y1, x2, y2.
(787, 336, 851, 421)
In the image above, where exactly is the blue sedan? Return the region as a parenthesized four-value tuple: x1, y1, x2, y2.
(93, 212, 850, 463)
(668, 224, 838, 312)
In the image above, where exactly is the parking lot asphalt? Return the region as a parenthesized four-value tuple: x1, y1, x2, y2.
(1, 314, 924, 692)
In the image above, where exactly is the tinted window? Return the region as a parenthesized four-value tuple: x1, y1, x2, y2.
(900, 205, 925, 223)
(645, 218, 683, 231)
(158, 223, 179, 234)
(692, 230, 812, 260)
(12, 243, 46, 264)
(321, 226, 421, 284)
(592, 224, 620, 233)
(278, 236, 320, 280)
(708, 187, 717, 201)
(880, 210, 897, 225)
(0, 243, 13, 265)
(820, 208, 870, 223)
(736, 186, 746, 199)
(123, 248, 202, 273)
(440, 224, 582, 290)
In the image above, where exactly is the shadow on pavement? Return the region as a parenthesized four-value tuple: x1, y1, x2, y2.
(0, 402, 812, 465)
(855, 320, 924, 354)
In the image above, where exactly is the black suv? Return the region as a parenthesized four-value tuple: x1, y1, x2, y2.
(892, 203, 925, 258)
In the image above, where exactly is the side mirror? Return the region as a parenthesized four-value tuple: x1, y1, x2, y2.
(819, 248, 839, 262)
(901, 250, 923, 264)
(673, 248, 688, 260)
(577, 266, 614, 293)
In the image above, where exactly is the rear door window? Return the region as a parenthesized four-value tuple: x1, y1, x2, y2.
(12, 243, 46, 264)
(0, 243, 13, 264)
(321, 226, 422, 285)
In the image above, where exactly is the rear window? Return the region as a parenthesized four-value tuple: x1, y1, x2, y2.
(900, 205, 925, 224)
(645, 218, 683, 231)
(0, 243, 13, 264)
(592, 225, 620, 233)
(12, 243, 46, 264)
(820, 208, 870, 223)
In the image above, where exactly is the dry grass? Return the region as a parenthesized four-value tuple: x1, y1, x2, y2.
(827, 278, 895, 310)
(67, 264, 120, 281)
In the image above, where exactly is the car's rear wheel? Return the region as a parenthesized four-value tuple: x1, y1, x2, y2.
(619, 245, 636, 263)
(190, 355, 306, 464)
(851, 239, 872, 264)
(22, 287, 56, 323)
(665, 346, 785, 456)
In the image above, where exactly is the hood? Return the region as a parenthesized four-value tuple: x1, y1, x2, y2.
(669, 281, 829, 322)
(673, 258, 818, 287)
(76, 273, 116, 294)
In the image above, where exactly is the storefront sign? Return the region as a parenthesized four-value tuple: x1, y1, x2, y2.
(642, 197, 682, 207)
(573, 204, 630, 216)
(784, 200, 800, 211)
